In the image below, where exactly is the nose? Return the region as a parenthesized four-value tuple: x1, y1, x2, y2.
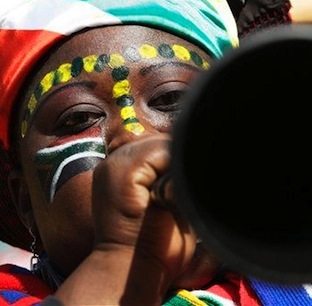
(106, 119, 159, 154)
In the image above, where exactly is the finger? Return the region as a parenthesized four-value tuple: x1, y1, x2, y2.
(150, 173, 176, 211)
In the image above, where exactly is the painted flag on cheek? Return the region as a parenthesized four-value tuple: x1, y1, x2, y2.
(34, 137, 106, 203)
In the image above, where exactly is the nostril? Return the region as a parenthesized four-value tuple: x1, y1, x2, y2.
(107, 129, 160, 154)
(106, 131, 138, 154)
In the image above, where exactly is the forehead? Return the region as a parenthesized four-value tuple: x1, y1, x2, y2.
(32, 25, 209, 80)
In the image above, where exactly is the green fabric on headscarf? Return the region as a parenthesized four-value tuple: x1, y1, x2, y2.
(76, 0, 238, 58)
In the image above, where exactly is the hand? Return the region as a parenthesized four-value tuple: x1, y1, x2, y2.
(56, 133, 221, 305)
(92, 133, 197, 283)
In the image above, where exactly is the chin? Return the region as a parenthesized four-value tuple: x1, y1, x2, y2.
(171, 242, 222, 290)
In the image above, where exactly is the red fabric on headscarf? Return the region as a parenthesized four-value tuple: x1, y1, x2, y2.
(0, 29, 64, 149)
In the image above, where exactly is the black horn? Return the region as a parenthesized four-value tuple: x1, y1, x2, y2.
(172, 24, 312, 284)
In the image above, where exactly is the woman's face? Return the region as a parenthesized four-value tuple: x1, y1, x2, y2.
(16, 25, 219, 284)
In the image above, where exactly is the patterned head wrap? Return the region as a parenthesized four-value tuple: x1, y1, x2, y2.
(0, 0, 238, 250)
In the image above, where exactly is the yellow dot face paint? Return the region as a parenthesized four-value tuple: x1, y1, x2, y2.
(40, 71, 56, 95)
(113, 80, 131, 99)
(202, 60, 210, 70)
(28, 94, 38, 116)
(139, 44, 158, 59)
(172, 45, 191, 61)
(125, 122, 145, 135)
(108, 53, 125, 68)
(57, 63, 73, 83)
(21, 43, 210, 139)
(83, 55, 98, 73)
(121, 106, 136, 120)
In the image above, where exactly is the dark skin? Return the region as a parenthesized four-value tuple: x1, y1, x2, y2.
(9, 25, 222, 305)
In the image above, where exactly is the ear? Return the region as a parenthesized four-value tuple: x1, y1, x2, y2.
(8, 169, 35, 231)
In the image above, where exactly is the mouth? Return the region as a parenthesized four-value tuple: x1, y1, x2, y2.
(170, 241, 223, 290)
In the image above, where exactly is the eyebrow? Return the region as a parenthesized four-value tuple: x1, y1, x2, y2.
(41, 80, 96, 104)
(27, 81, 96, 128)
(140, 61, 202, 76)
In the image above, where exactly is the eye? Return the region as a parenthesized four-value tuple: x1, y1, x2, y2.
(148, 90, 186, 114)
(58, 110, 103, 134)
(64, 112, 97, 127)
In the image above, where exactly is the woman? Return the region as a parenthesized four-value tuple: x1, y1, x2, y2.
(1, 1, 311, 305)
(0, 1, 241, 305)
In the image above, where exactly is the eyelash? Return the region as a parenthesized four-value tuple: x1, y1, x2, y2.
(57, 89, 187, 135)
(148, 89, 186, 113)
(58, 111, 103, 135)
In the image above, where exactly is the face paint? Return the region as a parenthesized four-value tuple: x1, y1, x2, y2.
(34, 131, 106, 203)
(21, 43, 210, 138)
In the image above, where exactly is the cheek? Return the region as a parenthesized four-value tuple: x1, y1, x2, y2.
(147, 113, 175, 132)
(136, 107, 175, 133)
(41, 171, 94, 241)
(32, 134, 106, 204)
(38, 171, 94, 275)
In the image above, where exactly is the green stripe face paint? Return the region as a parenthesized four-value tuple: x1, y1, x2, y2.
(34, 137, 106, 203)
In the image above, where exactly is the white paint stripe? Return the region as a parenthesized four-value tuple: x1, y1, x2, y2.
(50, 151, 106, 202)
(38, 137, 104, 155)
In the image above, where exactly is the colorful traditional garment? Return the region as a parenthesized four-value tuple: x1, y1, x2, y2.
(163, 272, 262, 306)
(0, 264, 52, 305)
(1, 264, 312, 305)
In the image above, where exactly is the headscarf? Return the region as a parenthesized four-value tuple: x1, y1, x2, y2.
(0, 0, 238, 250)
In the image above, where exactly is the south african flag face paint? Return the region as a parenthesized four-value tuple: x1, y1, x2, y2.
(34, 136, 106, 203)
